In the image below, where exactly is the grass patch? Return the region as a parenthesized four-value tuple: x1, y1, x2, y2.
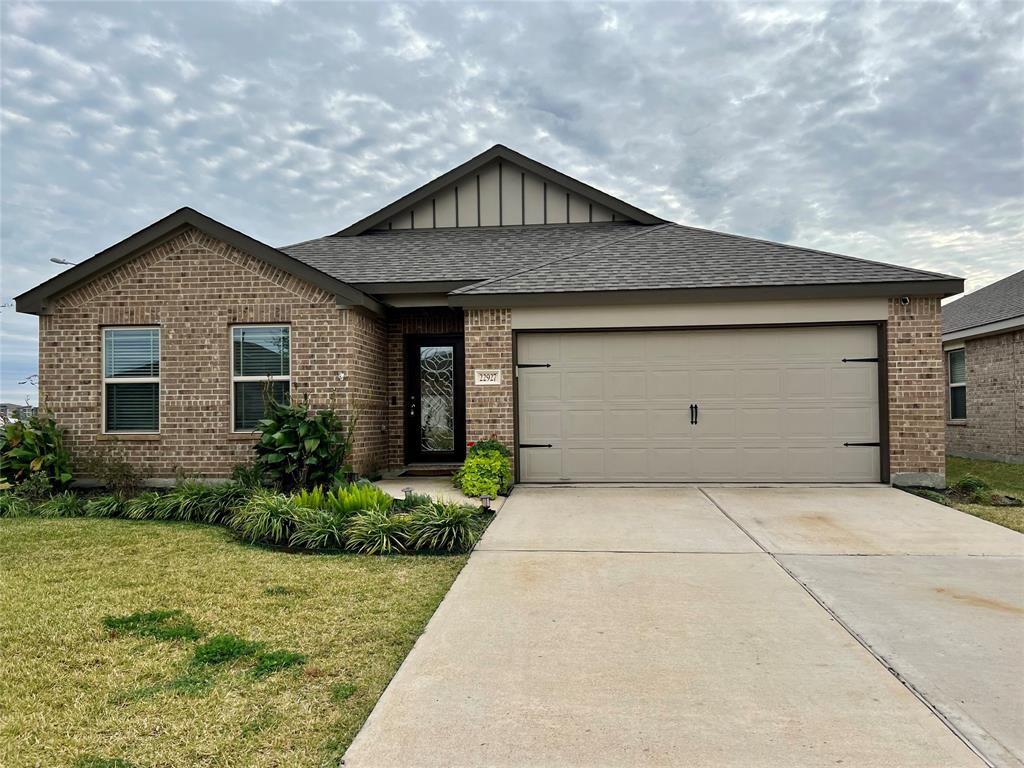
(330, 682, 358, 702)
(102, 609, 202, 642)
(0, 517, 467, 767)
(192, 634, 264, 666)
(946, 456, 1024, 533)
(251, 649, 306, 678)
(72, 757, 137, 768)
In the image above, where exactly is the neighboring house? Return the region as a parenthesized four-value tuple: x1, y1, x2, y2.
(0, 403, 38, 421)
(16, 145, 963, 487)
(942, 269, 1024, 464)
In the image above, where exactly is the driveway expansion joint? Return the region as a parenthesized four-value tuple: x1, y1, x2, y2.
(697, 487, 999, 768)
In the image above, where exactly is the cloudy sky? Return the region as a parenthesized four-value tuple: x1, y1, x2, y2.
(1, 1, 1022, 405)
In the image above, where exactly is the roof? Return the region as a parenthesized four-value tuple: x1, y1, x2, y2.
(332, 144, 666, 236)
(283, 221, 963, 303)
(943, 269, 1024, 337)
(15, 207, 382, 316)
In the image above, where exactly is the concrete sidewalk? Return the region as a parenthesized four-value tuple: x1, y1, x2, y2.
(342, 486, 1010, 768)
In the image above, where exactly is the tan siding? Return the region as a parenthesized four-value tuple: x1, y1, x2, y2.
(457, 180, 478, 227)
(434, 186, 457, 228)
(501, 166, 524, 225)
(523, 174, 545, 224)
(545, 182, 569, 224)
(478, 163, 501, 226)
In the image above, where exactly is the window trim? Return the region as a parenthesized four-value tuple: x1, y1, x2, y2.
(102, 326, 161, 435)
(230, 324, 291, 433)
(947, 346, 967, 422)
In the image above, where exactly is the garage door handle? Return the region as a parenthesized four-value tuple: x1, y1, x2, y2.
(519, 443, 553, 448)
(690, 403, 699, 425)
(843, 442, 880, 447)
(842, 357, 879, 363)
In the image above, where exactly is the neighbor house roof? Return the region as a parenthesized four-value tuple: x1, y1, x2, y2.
(943, 269, 1024, 340)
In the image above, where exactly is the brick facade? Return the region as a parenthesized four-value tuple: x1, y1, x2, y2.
(945, 331, 1024, 463)
(886, 296, 946, 486)
(39, 227, 386, 479)
(463, 308, 514, 459)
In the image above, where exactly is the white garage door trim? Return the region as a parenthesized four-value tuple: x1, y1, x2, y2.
(514, 323, 887, 484)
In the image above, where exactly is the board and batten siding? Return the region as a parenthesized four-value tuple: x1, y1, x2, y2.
(374, 159, 628, 230)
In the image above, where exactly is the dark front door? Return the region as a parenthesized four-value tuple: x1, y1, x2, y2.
(405, 335, 466, 464)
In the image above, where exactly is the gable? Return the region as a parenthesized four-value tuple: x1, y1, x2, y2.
(334, 144, 665, 236)
(372, 158, 629, 231)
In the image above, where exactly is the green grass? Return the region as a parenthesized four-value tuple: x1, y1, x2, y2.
(102, 610, 203, 642)
(946, 456, 1024, 533)
(0, 517, 467, 767)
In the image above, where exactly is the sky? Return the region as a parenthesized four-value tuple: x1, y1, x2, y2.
(1, 0, 1022, 405)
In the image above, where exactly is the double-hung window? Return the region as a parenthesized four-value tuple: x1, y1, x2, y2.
(232, 325, 290, 431)
(103, 327, 160, 433)
(948, 348, 967, 420)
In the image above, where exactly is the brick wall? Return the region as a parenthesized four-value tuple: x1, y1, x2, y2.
(463, 308, 514, 460)
(38, 227, 386, 479)
(384, 308, 464, 467)
(886, 296, 946, 486)
(946, 331, 1023, 463)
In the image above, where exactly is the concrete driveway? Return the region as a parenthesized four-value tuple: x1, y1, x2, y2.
(343, 486, 1024, 768)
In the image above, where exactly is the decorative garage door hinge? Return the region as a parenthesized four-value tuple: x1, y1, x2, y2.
(841, 357, 880, 363)
(519, 443, 553, 448)
(516, 363, 551, 368)
(843, 442, 881, 447)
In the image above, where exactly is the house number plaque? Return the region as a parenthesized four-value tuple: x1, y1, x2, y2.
(474, 369, 502, 386)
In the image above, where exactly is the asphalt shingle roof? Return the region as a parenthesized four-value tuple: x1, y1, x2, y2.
(943, 269, 1024, 334)
(282, 222, 958, 296)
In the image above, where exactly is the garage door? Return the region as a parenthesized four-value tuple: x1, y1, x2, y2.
(516, 326, 881, 482)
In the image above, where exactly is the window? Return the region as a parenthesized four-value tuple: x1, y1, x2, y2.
(231, 325, 290, 431)
(948, 348, 966, 420)
(103, 328, 160, 433)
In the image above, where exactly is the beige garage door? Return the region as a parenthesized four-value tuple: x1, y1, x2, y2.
(517, 326, 881, 483)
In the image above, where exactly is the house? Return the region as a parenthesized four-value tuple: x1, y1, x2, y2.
(15, 145, 964, 487)
(942, 269, 1024, 463)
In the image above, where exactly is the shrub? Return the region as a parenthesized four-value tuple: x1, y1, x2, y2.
(102, 609, 202, 641)
(16, 471, 54, 501)
(252, 398, 354, 492)
(0, 492, 33, 518)
(290, 508, 349, 550)
(468, 438, 511, 457)
(123, 491, 163, 520)
(192, 634, 264, 665)
(406, 500, 485, 553)
(37, 491, 85, 518)
(393, 491, 433, 511)
(952, 474, 989, 502)
(230, 491, 305, 545)
(75, 448, 141, 498)
(157, 481, 251, 523)
(292, 485, 329, 511)
(327, 483, 395, 517)
(0, 412, 73, 489)
(345, 505, 410, 555)
(84, 495, 124, 518)
(231, 462, 265, 490)
(454, 449, 512, 498)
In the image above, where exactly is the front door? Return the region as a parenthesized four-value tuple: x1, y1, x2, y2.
(405, 335, 466, 464)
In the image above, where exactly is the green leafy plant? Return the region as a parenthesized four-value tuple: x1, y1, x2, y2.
(102, 609, 202, 641)
(326, 483, 395, 516)
(230, 491, 304, 545)
(951, 473, 990, 503)
(16, 471, 54, 501)
(345, 504, 410, 555)
(393, 491, 433, 511)
(467, 438, 511, 457)
(37, 491, 85, 518)
(0, 411, 73, 489)
(252, 397, 355, 492)
(84, 495, 124, 518)
(292, 485, 329, 511)
(406, 500, 486, 553)
(290, 508, 349, 550)
(453, 449, 512, 498)
(122, 491, 163, 520)
(192, 634, 264, 666)
(0, 492, 33, 518)
(231, 462, 265, 489)
(157, 481, 251, 523)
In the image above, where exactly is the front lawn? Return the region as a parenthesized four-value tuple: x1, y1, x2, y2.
(946, 456, 1024, 533)
(0, 518, 467, 768)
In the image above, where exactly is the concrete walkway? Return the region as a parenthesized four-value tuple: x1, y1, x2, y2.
(343, 486, 1024, 768)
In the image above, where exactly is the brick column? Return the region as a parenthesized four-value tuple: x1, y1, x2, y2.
(887, 296, 946, 487)
(463, 308, 514, 459)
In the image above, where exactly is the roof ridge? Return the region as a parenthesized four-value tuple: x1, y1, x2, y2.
(451, 223, 671, 295)
(667, 222, 960, 281)
(945, 268, 1024, 307)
